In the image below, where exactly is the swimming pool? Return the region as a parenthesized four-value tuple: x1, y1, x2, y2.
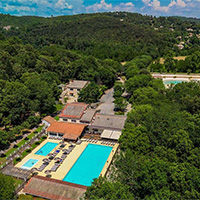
(163, 80, 184, 85)
(21, 158, 38, 169)
(35, 142, 58, 156)
(63, 144, 112, 186)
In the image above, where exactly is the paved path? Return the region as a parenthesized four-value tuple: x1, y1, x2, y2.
(97, 88, 115, 115)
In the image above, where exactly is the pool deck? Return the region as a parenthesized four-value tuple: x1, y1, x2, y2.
(16, 138, 118, 182)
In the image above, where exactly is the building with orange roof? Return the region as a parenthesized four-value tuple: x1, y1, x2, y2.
(47, 121, 87, 141)
(42, 116, 56, 128)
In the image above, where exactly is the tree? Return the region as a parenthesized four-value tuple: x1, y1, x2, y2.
(78, 82, 101, 104)
(0, 173, 15, 200)
(85, 176, 134, 200)
(114, 97, 128, 112)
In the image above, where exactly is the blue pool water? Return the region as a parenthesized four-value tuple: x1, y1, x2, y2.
(35, 142, 58, 156)
(21, 159, 38, 169)
(63, 144, 112, 186)
(164, 80, 183, 85)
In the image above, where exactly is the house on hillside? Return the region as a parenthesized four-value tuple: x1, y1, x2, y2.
(3, 26, 11, 31)
(59, 102, 97, 124)
(65, 80, 89, 102)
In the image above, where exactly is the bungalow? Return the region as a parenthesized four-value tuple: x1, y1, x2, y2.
(47, 121, 87, 141)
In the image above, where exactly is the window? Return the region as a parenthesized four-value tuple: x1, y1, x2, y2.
(72, 119, 76, 123)
(50, 132, 57, 136)
(77, 89, 80, 92)
(70, 88, 73, 91)
(70, 93, 74, 97)
(63, 119, 68, 121)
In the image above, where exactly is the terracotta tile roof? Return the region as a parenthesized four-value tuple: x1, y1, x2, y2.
(43, 116, 56, 124)
(59, 102, 88, 119)
(23, 175, 87, 200)
(47, 122, 87, 140)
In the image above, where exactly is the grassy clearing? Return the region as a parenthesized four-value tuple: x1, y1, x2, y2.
(55, 103, 64, 111)
(54, 116, 59, 121)
(5, 125, 44, 158)
(159, 56, 188, 64)
(13, 135, 47, 165)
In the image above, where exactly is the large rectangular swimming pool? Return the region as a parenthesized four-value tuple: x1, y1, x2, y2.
(21, 158, 38, 169)
(35, 142, 58, 156)
(63, 144, 112, 186)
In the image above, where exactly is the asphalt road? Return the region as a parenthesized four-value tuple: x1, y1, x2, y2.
(97, 88, 115, 115)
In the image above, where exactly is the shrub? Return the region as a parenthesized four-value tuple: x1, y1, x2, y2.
(35, 141, 40, 145)
(15, 157, 21, 162)
(24, 137, 29, 141)
(42, 136, 47, 139)
(26, 149, 32, 153)
(13, 145, 18, 148)
(0, 153, 6, 158)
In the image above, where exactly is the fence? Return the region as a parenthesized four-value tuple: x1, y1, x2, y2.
(0, 128, 46, 170)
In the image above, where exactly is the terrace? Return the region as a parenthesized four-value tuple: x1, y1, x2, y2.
(16, 138, 118, 186)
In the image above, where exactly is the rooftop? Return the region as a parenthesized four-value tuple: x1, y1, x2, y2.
(43, 116, 56, 124)
(47, 121, 86, 140)
(2, 166, 31, 180)
(101, 129, 122, 140)
(59, 102, 88, 119)
(67, 80, 88, 89)
(90, 114, 127, 131)
(80, 109, 97, 122)
(23, 175, 87, 200)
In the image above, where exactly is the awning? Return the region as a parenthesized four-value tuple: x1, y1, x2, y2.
(101, 130, 121, 140)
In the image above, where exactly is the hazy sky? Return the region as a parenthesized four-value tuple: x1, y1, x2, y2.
(0, 0, 199, 18)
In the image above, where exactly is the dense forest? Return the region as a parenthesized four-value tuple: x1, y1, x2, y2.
(1, 12, 200, 61)
(86, 55, 200, 199)
(0, 12, 200, 199)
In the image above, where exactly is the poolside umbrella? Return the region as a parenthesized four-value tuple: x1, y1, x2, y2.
(33, 171, 38, 176)
(43, 158, 50, 162)
(46, 174, 52, 178)
(49, 156, 54, 160)
(43, 162, 49, 165)
(45, 170, 51, 174)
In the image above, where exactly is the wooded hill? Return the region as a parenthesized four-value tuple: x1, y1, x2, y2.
(1, 12, 200, 61)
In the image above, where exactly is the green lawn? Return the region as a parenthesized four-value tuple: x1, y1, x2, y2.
(13, 135, 47, 165)
(54, 115, 59, 121)
(4, 125, 44, 161)
(55, 103, 64, 111)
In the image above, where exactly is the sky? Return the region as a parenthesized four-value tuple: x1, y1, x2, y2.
(0, 0, 200, 18)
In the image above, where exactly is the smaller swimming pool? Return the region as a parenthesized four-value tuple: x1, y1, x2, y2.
(21, 159, 38, 169)
(164, 80, 184, 85)
(35, 142, 58, 156)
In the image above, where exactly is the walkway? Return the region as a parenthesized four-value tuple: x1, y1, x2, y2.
(97, 88, 115, 115)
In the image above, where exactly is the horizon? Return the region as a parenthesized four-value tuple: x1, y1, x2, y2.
(0, 0, 199, 18)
